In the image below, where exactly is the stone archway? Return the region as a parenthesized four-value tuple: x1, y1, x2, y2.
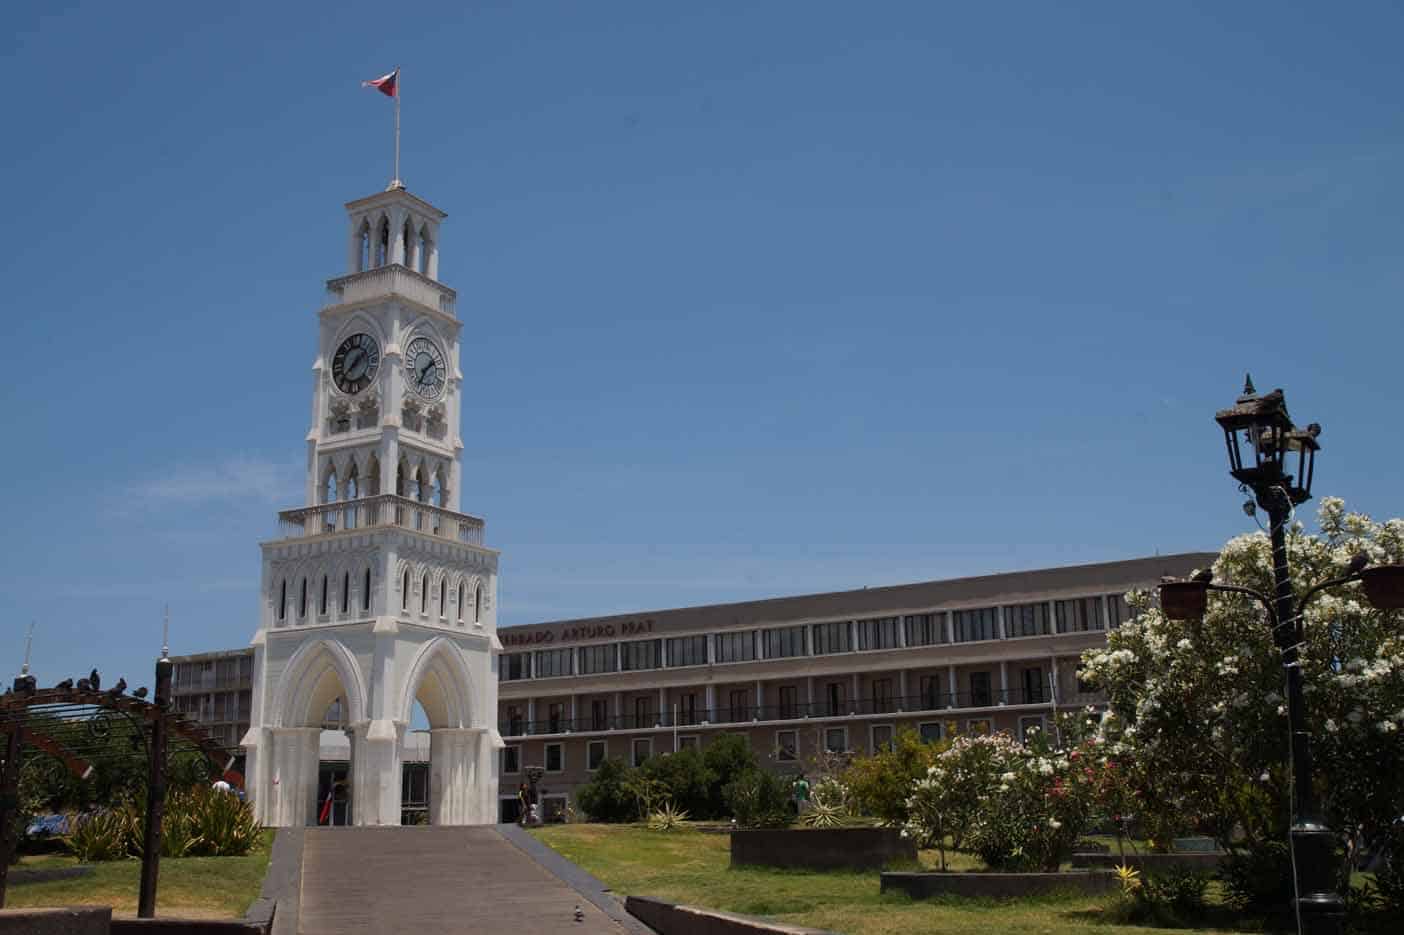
(398, 638, 494, 825)
(256, 639, 366, 827)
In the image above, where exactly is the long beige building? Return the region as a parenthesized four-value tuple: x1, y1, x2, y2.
(495, 552, 1212, 822)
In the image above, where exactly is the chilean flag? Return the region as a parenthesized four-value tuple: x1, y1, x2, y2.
(362, 69, 398, 98)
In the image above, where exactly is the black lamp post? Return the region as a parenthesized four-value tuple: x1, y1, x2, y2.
(1160, 377, 1404, 935)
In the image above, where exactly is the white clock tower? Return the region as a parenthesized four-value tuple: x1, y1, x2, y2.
(243, 186, 502, 827)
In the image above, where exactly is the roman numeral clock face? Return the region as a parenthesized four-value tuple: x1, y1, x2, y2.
(404, 337, 446, 400)
(331, 333, 381, 394)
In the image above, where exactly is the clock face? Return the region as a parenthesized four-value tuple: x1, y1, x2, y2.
(331, 333, 381, 394)
(404, 336, 447, 400)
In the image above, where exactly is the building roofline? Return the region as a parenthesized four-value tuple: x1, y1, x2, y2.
(501, 551, 1217, 638)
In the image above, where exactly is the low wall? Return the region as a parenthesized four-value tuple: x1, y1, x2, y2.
(1071, 853, 1222, 871)
(880, 870, 1116, 900)
(0, 907, 109, 935)
(110, 921, 266, 934)
(626, 896, 837, 935)
(730, 828, 916, 871)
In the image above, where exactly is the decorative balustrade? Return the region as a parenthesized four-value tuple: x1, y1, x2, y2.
(276, 494, 485, 546)
(326, 264, 456, 317)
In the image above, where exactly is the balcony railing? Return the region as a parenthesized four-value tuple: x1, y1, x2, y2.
(277, 494, 485, 546)
(326, 264, 455, 317)
(496, 688, 1070, 737)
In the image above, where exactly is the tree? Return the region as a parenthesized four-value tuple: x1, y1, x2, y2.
(842, 727, 945, 831)
(575, 756, 635, 822)
(701, 734, 757, 817)
(1080, 499, 1404, 897)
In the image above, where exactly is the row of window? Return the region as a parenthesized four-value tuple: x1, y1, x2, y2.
(499, 664, 1075, 734)
(396, 569, 483, 624)
(499, 594, 1129, 680)
(499, 715, 1049, 775)
(276, 569, 374, 622)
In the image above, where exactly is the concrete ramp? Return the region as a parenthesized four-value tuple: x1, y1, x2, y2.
(296, 827, 632, 934)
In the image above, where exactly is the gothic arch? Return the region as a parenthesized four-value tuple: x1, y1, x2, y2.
(398, 637, 475, 728)
(273, 638, 368, 729)
(331, 311, 389, 352)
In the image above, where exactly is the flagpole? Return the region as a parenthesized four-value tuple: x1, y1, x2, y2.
(392, 67, 401, 189)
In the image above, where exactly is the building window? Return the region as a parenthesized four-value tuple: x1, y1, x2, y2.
(590, 698, 609, 731)
(546, 702, 565, 733)
(438, 578, 446, 618)
(456, 582, 464, 622)
(474, 585, 482, 623)
(420, 574, 429, 614)
(903, 613, 945, 647)
(665, 635, 707, 667)
(1004, 602, 1051, 637)
(1019, 716, 1045, 743)
(727, 689, 749, 722)
(299, 578, 308, 618)
(363, 568, 372, 611)
(763, 626, 806, 659)
(824, 681, 846, 717)
(677, 735, 699, 753)
(676, 693, 699, 725)
(578, 644, 618, 675)
(587, 740, 606, 771)
(953, 607, 996, 642)
(1021, 667, 1045, 704)
(341, 572, 350, 614)
(534, 648, 573, 679)
(278, 580, 287, 621)
(871, 724, 895, 752)
(633, 696, 653, 729)
(503, 705, 524, 736)
(918, 721, 943, 743)
(620, 639, 662, 672)
(824, 727, 848, 754)
(966, 718, 992, 735)
(918, 675, 943, 710)
(776, 730, 798, 762)
(502, 745, 520, 774)
(401, 570, 409, 610)
(777, 685, 800, 719)
(715, 631, 756, 663)
(500, 652, 531, 682)
(970, 671, 993, 707)
(544, 742, 563, 772)
(319, 576, 329, 615)
(856, 617, 900, 651)
(1056, 597, 1103, 633)
(812, 621, 852, 655)
(871, 678, 894, 713)
(1107, 593, 1131, 628)
(632, 738, 652, 767)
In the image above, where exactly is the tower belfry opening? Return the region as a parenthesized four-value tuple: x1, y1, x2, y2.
(243, 186, 501, 827)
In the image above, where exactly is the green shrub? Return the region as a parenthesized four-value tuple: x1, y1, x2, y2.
(1109, 863, 1211, 925)
(647, 802, 689, 831)
(576, 757, 637, 822)
(65, 808, 132, 862)
(703, 735, 758, 817)
(724, 769, 790, 829)
(1221, 841, 1295, 911)
(639, 749, 715, 818)
(185, 786, 260, 856)
(842, 728, 943, 829)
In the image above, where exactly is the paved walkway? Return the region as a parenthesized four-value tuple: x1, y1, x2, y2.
(296, 827, 635, 935)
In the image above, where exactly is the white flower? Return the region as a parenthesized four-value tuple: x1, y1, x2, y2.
(1325, 719, 1338, 733)
(1259, 771, 1270, 782)
(1379, 721, 1398, 734)
(1001, 772, 1017, 782)
(1048, 818, 1062, 829)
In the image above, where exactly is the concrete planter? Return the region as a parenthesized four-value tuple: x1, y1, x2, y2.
(881, 870, 1116, 900)
(731, 828, 916, 871)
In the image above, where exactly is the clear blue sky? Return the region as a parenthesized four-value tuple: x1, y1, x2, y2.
(3, 1, 1402, 691)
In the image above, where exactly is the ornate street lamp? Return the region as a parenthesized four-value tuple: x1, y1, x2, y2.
(1160, 377, 1404, 935)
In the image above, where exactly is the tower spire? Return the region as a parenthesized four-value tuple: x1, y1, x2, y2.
(162, 604, 170, 660)
(20, 621, 34, 676)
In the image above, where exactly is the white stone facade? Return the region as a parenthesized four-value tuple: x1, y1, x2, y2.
(243, 188, 502, 827)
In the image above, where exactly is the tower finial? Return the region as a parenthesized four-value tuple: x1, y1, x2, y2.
(1243, 373, 1256, 396)
(20, 621, 35, 676)
(162, 604, 170, 660)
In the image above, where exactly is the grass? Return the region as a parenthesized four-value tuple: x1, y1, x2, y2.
(5, 830, 274, 918)
(531, 824, 1281, 935)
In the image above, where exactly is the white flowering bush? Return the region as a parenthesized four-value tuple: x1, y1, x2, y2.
(1080, 499, 1404, 896)
(902, 721, 1102, 872)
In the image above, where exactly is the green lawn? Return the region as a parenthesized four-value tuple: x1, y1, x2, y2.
(531, 824, 1277, 935)
(5, 830, 274, 918)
